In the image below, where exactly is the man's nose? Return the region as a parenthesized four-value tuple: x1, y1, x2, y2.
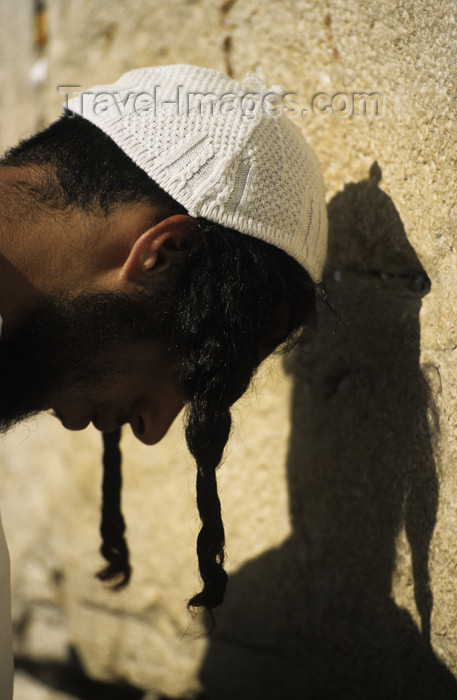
(129, 396, 183, 445)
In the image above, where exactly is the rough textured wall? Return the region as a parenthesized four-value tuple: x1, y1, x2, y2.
(1, 0, 457, 698)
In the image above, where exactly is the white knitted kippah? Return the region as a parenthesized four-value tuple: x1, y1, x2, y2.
(67, 64, 328, 281)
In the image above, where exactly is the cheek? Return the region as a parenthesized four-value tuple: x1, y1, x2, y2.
(52, 339, 185, 442)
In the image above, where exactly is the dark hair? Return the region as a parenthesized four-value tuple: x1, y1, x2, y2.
(2, 115, 317, 611)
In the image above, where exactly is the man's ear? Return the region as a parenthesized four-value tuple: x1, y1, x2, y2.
(120, 214, 198, 281)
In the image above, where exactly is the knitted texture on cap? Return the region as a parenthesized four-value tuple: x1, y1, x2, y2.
(67, 64, 328, 281)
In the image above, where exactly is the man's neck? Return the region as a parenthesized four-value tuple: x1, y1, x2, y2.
(0, 166, 162, 338)
(0, 166, 90, 337)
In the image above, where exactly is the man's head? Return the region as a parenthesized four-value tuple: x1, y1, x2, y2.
(0, 64, 327, 611)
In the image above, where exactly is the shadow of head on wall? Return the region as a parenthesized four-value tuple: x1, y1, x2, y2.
(199, 163, 457, 699)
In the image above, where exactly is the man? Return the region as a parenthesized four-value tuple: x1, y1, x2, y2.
(0, 64, 327, 695)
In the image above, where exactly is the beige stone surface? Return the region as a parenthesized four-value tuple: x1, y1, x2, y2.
(1, 0, 457, 698)
(14, 670, 77, 700)
(0, 0, 38, 151)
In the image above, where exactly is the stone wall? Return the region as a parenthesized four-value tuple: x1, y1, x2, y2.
(1, 0, 457, 698)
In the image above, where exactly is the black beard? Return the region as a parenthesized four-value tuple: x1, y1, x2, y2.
(0, 289, 170, 433)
